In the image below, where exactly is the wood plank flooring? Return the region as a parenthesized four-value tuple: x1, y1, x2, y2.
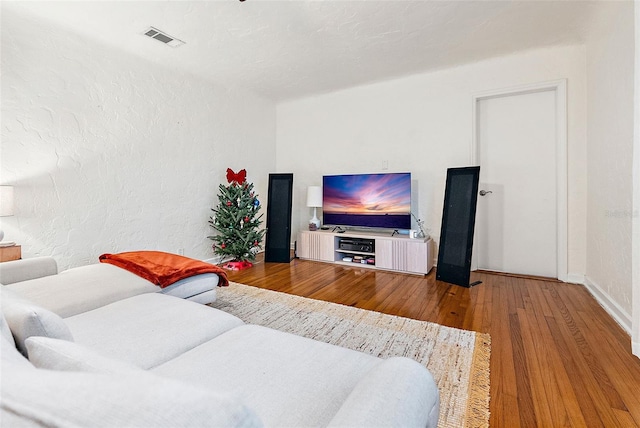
(226, 258, 640, 427)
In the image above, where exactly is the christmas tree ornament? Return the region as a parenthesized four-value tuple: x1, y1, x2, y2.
(226, 168, 246, 185)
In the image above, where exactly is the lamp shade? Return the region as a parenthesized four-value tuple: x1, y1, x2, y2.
(0, 186, 14, 217)
(306, 186, 322, 208)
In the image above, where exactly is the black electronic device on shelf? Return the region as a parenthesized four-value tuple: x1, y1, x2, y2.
(338, 238, 375, 253)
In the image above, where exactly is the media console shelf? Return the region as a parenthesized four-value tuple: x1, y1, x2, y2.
(297, 230, 433, 275)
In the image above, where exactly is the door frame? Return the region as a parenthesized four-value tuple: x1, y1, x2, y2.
(470, 79, 568, 281)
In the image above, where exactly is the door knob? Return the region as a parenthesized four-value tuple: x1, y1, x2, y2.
(479, 190, 493, 196)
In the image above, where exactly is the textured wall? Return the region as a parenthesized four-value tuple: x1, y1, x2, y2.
(0, 10, 276, 270)
(585, 2, 636, 320)
(277, 45, 588, 277)
(633, 2, 640, 357)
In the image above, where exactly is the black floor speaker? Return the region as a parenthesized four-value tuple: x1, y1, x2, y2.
(264, 173, 294, 263)
(436, 166, 481, 287)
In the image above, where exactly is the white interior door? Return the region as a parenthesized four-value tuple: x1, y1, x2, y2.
(474, 89, 558, 278)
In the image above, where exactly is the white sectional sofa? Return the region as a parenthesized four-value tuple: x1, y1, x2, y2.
(1, 257, 440, 427)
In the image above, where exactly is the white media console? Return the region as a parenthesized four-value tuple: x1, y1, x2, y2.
(297, 230, 433, 275)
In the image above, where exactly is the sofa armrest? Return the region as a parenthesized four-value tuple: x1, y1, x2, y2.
(327, 357, 440, 428)
(0, 257, 58, 285)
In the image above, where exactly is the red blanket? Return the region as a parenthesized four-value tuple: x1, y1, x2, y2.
(99, 251, 229, 288)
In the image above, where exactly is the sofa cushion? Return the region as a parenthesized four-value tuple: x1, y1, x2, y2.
(159, 272, 219, 300)
(1, 336, 34, 369)
(153, 324, 381, 427)
(184, 289, 217, 305)
(64, 293, 244, 369)
(0, 288, 73, 356)
(1, 365, 263, 428)
(0, 314, 34, 369)
(0, 310, 15, 347)
(4, 263, 159, 317)
(26, 337, 141, 374)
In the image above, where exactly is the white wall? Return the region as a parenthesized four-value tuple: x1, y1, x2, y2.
(277, 45, 588, 277)
(632, 3, 640, 357)
(585, 1, 636, 331)
(0, 9, 276, 270)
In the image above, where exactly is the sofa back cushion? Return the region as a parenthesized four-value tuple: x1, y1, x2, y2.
(0, 288, 73, 356)
(0, 256, 58, 285)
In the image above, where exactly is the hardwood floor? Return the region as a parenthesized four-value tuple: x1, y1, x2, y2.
(226, 258, 640, 427)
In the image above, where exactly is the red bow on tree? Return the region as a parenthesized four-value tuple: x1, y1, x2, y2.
(226, 168, 247, 185)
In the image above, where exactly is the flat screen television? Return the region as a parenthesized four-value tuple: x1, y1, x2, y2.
(322, 172, 412, 230)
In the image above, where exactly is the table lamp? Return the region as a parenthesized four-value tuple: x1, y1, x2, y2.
(0, 185, 14, 242)
(306, 186, 322, 231)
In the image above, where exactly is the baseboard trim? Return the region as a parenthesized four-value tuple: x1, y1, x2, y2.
(566, 273, 585, 284)
(633, 341, 640, 359)
(203, 250, 264, 266)
(583, 276, 632, 335)
(203, 255, 233, 265)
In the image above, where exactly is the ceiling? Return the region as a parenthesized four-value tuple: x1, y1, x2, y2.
(3, 1, 604, 102)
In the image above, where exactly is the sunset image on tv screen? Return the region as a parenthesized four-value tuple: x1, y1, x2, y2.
(323, 173, 411, 215)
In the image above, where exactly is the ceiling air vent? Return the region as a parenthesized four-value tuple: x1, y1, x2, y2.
(143, 27, 185, 48)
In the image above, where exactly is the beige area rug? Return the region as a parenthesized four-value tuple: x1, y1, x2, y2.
(210, 282, 491, 428)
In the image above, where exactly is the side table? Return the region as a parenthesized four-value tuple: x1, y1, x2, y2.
(0, 245, 21, 262)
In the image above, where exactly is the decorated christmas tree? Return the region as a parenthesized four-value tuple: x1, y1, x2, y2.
(208, 168, 266, 270)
